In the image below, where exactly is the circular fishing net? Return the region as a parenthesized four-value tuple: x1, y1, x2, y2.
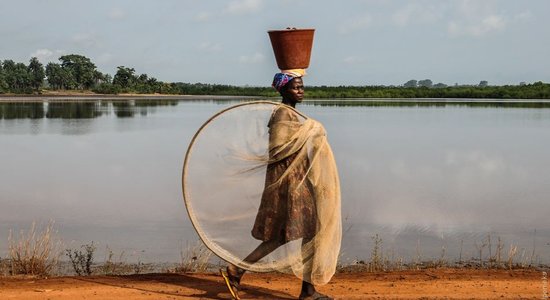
(182, 101, 341, 285)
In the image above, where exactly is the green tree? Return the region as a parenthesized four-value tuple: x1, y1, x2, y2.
(146, 77, 161, 93)
(2, 60, 16, 91)
(90, 72, 116, 94)
(137, 73, 148, 83)
(479, 80, 488, 87)
(45, 62, 75, 90)
(404, 79, 417, 88)
(92, 70, 111, 86)
(45, 62, 61, 89)
(2, 60, 32, 93)
(112, 66, 136, 88)
(59, 54, 97, 89)
(103, 73, 112, 84)
(0, 62, 7, 92)
(418, 79, 433, 88)
(28, 57, 45, 92)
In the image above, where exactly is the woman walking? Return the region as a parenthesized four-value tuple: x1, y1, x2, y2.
(221, 71, 341, 300)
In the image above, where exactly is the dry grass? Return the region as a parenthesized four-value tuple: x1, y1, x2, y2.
(0, 257, 10, 276)
(7, 221, 63, 276)
(3, 222, 544, 277)
(92, 246, 154, 275)
(176, 240, 213, 273)
(338, 233, 547, 274)
(98, 247, 130, 275)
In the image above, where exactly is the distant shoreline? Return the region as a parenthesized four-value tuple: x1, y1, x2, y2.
(3, 94, 550, 103)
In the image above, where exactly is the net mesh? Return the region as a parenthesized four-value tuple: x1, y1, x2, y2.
(182, 101, 341, 285)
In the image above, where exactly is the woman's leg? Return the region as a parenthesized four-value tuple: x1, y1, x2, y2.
(299, 237, 316, 297)
(299, 238, 333, 300)
(227, 238, 285, 279)
(244, 238, 284, 263)
(223, 239, 284, 299)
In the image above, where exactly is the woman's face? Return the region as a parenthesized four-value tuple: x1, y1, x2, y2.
(283, 77, 304, 103)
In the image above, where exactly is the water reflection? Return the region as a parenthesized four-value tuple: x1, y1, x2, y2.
(305, 99, 550, 108)
(1, 99, 549, 264)
(0, 99, 180, 120)
(0, 103, 46, 119)
(3, 99, 550, 120)
(112, 102, 134, 118)
(45, 102, 104, 119)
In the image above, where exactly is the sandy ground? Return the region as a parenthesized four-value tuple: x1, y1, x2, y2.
(0, 268, 545, 299)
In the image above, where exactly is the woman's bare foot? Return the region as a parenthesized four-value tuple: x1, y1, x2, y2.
(298, 291, 333, 300)
(299, 281, 333, 300)
(227, 264, 245, 283)
(220, 265, 244, 300)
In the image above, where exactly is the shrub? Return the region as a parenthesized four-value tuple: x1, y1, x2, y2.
(66, 242, 95, 276)
(8, 221, 62, 276)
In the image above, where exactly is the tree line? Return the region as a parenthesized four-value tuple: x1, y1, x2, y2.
(1, 54, 549, 99)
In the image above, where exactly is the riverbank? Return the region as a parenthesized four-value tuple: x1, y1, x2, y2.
(0, 268, 543, 299)
(5, 94, 550, 105)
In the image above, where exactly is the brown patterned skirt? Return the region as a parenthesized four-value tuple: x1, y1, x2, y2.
(251, 152, 317, 242)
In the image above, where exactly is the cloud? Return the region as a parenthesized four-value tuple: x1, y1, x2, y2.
(198, 42, 222, 53)
(238, 52, 264, 64)
(29, 49, 65, 63)
(448, 14, 506, 37)
(194, 11, 213, 22)
(72, 32, 101, 48)
(224, 0, 262, 15)
(481, 14, 506, 31)
(96, 52, 114, 64)
(391, 3, 441, 27)
(339, 13, 372, 34)
(108, 8, 126, 20)
(342, 56, 366, 65)
(447, 0, 507, 37)
(514, 10, 533, 22)
(198, 0, 262, 21)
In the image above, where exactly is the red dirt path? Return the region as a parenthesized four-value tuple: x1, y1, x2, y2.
(0, 268, 544, 299)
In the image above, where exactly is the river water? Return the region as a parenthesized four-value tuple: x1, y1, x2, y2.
(1, 99, 549, 265)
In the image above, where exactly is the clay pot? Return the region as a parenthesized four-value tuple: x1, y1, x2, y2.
(268, 28, 315, 70)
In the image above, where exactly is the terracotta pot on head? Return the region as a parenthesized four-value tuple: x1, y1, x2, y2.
(268, 28, 315, 70)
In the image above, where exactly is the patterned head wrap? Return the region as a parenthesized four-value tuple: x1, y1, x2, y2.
(271, 69, 306, 93)
(272, 73, 295, 92)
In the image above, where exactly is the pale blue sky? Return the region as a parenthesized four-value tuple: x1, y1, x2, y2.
(1, 0, 549, 86)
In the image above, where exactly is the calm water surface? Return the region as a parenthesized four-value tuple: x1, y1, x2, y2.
(1, 99, 549, 264)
